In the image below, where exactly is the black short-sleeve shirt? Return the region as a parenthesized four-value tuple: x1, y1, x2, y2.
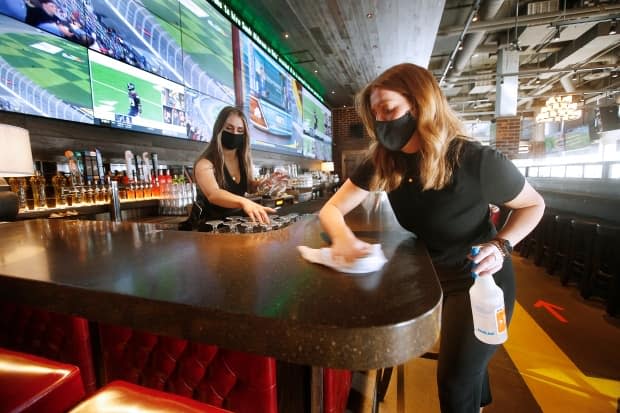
(350, 140, 525, 265)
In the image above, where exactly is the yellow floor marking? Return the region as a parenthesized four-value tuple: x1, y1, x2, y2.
(504, 302, 620, 412)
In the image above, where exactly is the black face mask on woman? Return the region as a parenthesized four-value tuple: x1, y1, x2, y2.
(221, 131, 245, 150)
(374, 111, 418, 151)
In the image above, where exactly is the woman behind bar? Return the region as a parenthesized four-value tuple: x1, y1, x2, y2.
(185, 106, 275, 229)
(319, 63, 544, 412)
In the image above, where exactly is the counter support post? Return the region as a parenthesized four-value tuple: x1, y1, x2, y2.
(311, 366, 324, 413)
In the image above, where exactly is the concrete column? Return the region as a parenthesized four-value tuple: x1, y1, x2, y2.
(495, 49, 519, 117)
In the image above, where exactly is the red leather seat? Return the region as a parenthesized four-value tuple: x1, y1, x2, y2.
(68, 380, 233, 412)
(0, 303, 97, 394)
(98, 324, 278, 413)
(0, 347, 85, 413)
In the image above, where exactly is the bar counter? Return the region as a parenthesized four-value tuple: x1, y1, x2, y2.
(0, 196, 441, 371)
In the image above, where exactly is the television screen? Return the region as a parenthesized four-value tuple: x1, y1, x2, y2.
(302, 87, 332, 160)
(183, 87, 230, 141)
(0, 14, 93, 123)
(89, 49, 228, 139)
(239, 31, 303, 156)
(175, 0, 234, 101)
(0, 0, 234, 104)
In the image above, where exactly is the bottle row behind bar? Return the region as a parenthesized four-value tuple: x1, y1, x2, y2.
(7, 147, 195, 217)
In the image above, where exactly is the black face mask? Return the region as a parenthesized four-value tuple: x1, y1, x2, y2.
(221, 130, 245, 150)
(374, 111, 417, 151)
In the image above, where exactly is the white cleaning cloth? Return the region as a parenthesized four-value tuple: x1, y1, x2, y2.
(297, 244, 387, 274)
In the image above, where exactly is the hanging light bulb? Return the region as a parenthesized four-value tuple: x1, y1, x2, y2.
(609, 19, 617, 36)
(553, 27, 561, 41)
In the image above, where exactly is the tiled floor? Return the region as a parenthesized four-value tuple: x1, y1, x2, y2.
(347, 254, 620, 412)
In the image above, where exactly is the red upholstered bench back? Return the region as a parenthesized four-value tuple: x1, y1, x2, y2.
(98, 324, 278, 413)
(0, 303, 97, 394)
(324, 368, 352, 413)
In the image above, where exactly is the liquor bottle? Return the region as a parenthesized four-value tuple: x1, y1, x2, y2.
(469, 246, 508, 345)
(151, 172, 160, 198)
(8, 177, 27, 210)
(30, 170, 47, 209)
(143, 181, 152, 198)
(51, 172, 67, 207)
(135, 181, 144, 199)
(85, 181, 95, 204)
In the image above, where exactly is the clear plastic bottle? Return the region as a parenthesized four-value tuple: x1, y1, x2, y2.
(469, 246, 508, 345)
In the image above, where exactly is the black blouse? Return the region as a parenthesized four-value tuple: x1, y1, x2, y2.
(350, 140, 525, 266)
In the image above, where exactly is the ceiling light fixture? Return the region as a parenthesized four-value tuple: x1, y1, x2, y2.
(571, 71, 578, 81)
(458, 42, 463, 51)
(536, 95, 582, 123)
(472, 11, 479, 22)
(314, 69, 318, 73)
(553, 27, 561, 41)
(283, 32, 289, 39)
(536, 95, 582, 151)
(535, 77, 541, 84)
(610, 19, 617, 35)
(331, 90, 335, 94)
(366, 12, 374, 19)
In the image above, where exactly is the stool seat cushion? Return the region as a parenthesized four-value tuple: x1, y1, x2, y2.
(69, 381, 233, 413)
(0, 347, 85, 413)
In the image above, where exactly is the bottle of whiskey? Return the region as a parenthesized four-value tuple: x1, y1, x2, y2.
(52, 172, 67, 207)
(30, 170, 47, 209)
(8, 177, 28, 210)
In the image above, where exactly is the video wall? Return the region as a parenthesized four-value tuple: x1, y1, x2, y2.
(0, 0, 331, 160)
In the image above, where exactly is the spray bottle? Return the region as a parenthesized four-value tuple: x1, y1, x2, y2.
(469, 246, 508, 345)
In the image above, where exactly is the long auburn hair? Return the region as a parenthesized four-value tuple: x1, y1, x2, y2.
(356, 63, 468, 191)
(194, 106, 253, 190)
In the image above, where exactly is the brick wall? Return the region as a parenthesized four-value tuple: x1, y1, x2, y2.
(332, 107, 371, 175)
(494, 116, 521, 159)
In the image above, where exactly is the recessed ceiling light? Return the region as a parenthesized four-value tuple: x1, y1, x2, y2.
(366, 12, 374, 19)
(283, 32, 290, 39)
(314, 69, 318, 73)
(331, 90, 336, 94)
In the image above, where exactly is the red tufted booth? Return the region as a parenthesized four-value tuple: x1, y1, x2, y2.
(97, 324, 278, 413)
(0, 303, 97, 394)
(0, 347, 85, 413)
(69, 380, 234, 412)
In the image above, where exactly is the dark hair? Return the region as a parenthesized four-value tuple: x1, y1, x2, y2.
(194, 106, 252, 190)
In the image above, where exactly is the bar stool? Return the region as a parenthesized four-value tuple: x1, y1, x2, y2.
(68, 380, 233, 412)
(582, 224, 620, 306)
(534, 213, 557, 267)
(0, 347, 85, 413)
(545, 215, 572, 276)
(561, 219, 597, 287)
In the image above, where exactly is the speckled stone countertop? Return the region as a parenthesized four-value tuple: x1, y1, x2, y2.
(0, 197, 441, 370)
